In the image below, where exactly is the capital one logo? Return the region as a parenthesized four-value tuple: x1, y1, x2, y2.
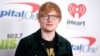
(0, 2, 40, 21)
(71, 36, 98, 54)
(8, 2, 39, 13)
(68, 3, 86, 18)
(73, 36, 96, 46)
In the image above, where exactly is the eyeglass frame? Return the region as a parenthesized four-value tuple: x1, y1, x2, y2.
(40, 15, 60, 20)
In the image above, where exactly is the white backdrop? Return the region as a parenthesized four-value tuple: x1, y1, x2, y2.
(0, 0, 100, 56)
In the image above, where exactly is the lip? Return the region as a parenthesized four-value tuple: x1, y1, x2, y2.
(46, 24, 53, 26)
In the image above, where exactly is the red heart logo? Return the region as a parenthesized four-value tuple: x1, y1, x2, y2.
(68, 3, 86, 18)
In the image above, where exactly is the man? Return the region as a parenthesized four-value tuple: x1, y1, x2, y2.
(15, 1, 73, 56)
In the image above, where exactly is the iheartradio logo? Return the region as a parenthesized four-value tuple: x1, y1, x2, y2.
(68, 3, 86, 18)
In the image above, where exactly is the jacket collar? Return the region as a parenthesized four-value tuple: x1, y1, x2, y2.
(34, 29, 63, 47)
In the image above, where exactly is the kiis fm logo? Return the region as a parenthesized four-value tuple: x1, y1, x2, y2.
(0, 2, 40, 21)
(68, 3, 86, 18)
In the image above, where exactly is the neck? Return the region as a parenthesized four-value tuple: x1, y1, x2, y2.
(41, 29, 55, 41)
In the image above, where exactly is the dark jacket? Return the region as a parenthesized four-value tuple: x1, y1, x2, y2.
(15, 29, 73, 56)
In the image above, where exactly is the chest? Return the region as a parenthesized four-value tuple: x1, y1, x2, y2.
(28, 44, 68, 56)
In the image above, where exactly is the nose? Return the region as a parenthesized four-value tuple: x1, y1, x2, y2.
(48, 16, 52, 21)
(47, 17, 53, 21)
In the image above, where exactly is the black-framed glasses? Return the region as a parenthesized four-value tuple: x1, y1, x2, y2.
(41, 15, 59, 20)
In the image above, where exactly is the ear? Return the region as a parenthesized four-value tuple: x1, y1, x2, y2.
(59, 18, 61, 22)
(37, 17, 41, 24)
(36, 13, 39, 20)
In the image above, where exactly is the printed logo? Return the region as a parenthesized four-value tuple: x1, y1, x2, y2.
(0, 2, 40, 21)
(71, 36, 98, 55)
(73, 36, 96, 46)
(68, 3, 86, 18)
(7, 2, 39, 13)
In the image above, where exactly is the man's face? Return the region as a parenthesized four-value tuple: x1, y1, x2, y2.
(38, 11, 60, 32)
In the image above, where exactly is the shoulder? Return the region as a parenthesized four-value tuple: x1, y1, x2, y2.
(18, 33, 36, 45)
(57, 33, 71, 45)
(57, 34, 72, 51)
(20, 29, 41, 43)
(19, 30, 41, 46)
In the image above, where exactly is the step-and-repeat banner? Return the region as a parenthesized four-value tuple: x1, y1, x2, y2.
(0, 0, 100, 56)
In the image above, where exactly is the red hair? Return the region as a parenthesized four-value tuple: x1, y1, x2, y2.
(37, 2, 62, 20)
